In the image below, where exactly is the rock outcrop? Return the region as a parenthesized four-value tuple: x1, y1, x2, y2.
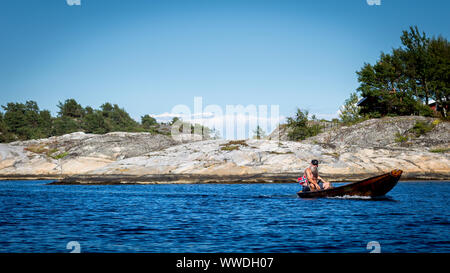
(0, 132, 180, 178)
(54, 138, 449, 184)
(303, 116, 449, 149)
(0, 117, 449, 183)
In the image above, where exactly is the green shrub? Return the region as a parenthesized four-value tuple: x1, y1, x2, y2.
(415, 102, 436, 117)
(51, 151, 69, 160)
(429, 148, 450, 153)
(286, 109, 322, 141)
(339, 92, 363, 125)
(394, 132, 408, 143)
(411, 121, 434, 137)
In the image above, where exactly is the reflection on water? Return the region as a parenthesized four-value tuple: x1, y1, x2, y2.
(0, 180, 448, 253)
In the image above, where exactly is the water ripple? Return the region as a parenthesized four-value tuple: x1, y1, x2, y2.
(0, 180, 448, 253)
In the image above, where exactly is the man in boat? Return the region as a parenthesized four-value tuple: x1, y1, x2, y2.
(298, 159, 332, 191)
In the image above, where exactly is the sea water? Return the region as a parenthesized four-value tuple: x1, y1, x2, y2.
(0, 180, 448, 253)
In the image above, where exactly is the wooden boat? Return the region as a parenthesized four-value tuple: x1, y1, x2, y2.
(297, 170, 403, 198)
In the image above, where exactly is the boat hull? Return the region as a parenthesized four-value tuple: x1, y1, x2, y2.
(297, 170, 403, 198)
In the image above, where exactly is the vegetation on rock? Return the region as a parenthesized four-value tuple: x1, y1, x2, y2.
(0, 99, 210, 143)
(411, 120, 436, 137)
(339, 92, 366, 125)
(219, 140, 248, 151)
(253, 125, 266, 140)
(286, 108, 322, 141)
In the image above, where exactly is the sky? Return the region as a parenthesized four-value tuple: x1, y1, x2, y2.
(0, 0, 449, 136)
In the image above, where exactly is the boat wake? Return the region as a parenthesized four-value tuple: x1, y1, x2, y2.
(327, 195, 394, 201)
(328, 195, 373, 199)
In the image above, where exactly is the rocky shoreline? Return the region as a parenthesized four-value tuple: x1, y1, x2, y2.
(50, 172, 449, 185)
(0, 116, 449, 184)
(0, 170, 448, 185)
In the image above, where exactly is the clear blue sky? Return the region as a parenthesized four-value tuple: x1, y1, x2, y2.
(1, 0, 449, 122)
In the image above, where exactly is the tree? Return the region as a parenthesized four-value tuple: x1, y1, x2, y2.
(1, 101, 52, 140)
(400, 26, 432, 104)
(82, 110, 110, 134)
(141, 114, 157, 130)
(191, 123, 211, 138)
(52, 116, 80, 136)
(286, 108, 321, 141)
(0, 99, 211, 141)
(53, 99, 85, 135)
(427, 36, 450, 117)
(100, 102, 140, 131)
(170, 117, 180, 125)
(2, 102, 28, 137)
(0, 112, 7, 142)
(356, 50, 415, 116)
(84, 106, 94, 115)
(355, 26, 449, 118)
(57, 99, 84, 118)
(339, 92, 362, 124)
(39, 110, 53, 137)
(253, 125, 266, 140)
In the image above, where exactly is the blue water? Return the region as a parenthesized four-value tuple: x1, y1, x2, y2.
(0, 180, 449, 253)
